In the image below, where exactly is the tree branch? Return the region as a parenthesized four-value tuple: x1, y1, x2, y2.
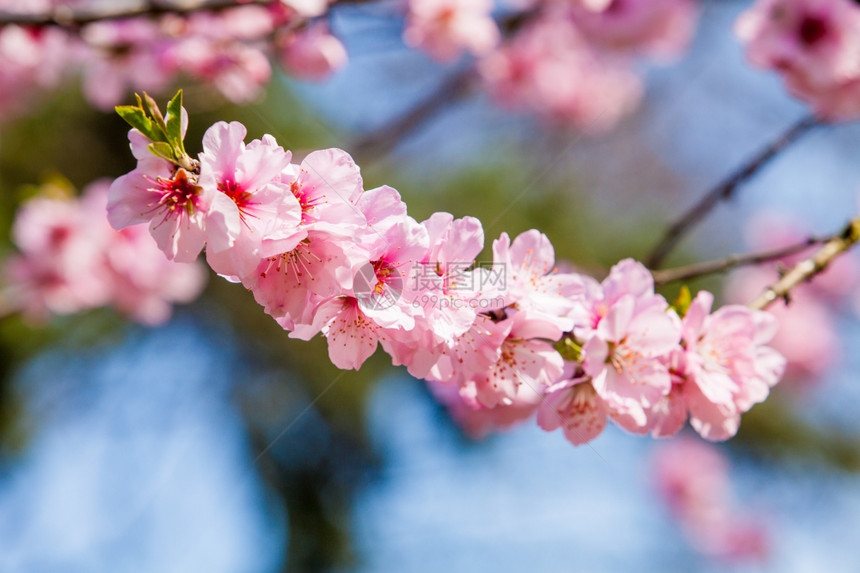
(651, 234, 831, 285)
(0, 0, 268, 27)
(350, 67, 477, 164)
(749, 216, 860, 310)
(646, 113, 821, 269)
(0, 0, 384, 27)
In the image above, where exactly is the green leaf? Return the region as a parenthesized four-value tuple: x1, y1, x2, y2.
(554, 337, 581, 362)
(148, 141, 176, 163)
(142, 92, 167, 131)
(165, 90, 184, 147)
(670, 285, 692, 318)
(115, 105, 162, 142)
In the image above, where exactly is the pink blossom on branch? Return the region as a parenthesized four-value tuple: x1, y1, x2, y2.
(245, 148, 370, 328)
(198, 121, 305, 280)
(650, 291, 786, 441)
(164, 6, 275, 104)
(460, 311, 565, 409)
(576, 259, 681, 430)
(538, 375, 609, 446)
(104, 100, 790, 449)
(82, 181, 208, 325)
(108, 119, 237, 263)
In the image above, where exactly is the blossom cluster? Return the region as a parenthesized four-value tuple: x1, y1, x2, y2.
(5, 0, 858, 131)
(0, 0, 700, 132)
(1, 180, 207, 324)
(0, 0, 346, 118)
(737, 0, 860, 121)
(105, 95, 786, 446)
(406, 0, 699, 131)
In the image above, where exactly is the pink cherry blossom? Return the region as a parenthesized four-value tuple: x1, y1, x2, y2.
(580, 295, 679, 429)
(250, 233, 365, 329)
(491, 229, 584, 336)
(81, 180, 207, 325)
(3, 180, 207, 324)
(569, 0, 699, 59)
(424, 313, 508, 386)
(403, 0, 499, 62)
(285, 148, 366, 227)
(736, 0, 860, 120)
(246, 148, 369, 327)
(427, 378, 540, 438)
(653, 439, 770, 562)
(461, 313, 565, 409)
(0, 25, 72, 120)
(479, 17, 642, 131)
(96, 112, 795, 453)
(651, 291, 785, 441)
(351, 213, 429, 328)
(108, 126, 230, 263)
(164, 7, 275, 104)
(408, 212, 486, 345)
(289, 213, 429, 369)
(80, 18, 174, 110)
(198, 121, 305, 280)
(572, 259, 681, 428)
(726, 266, 838, 382)
(278, 22, 348, 81)
(3, 194, 111, 320)
(538, 376, 608, 445)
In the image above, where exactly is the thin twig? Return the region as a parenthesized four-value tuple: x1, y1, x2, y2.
(651, 235, 831, 285)
(0, 0, 387, 27)
(749, 216, 860, 310)
(646, 113, 821, 269)
(350, 67, 477, 164)
(0, 0, 267, 27)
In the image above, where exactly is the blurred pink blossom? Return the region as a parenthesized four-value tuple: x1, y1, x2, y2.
(569, 0, 699, 59)
(653, 438, 770, 562)
(479, 17, 641, 131)
(403, 0, 499, 62)
(3, 180, 207, 324)
(427, 378, 540, 439)
(164, 7, 275, 103)
(278, 22, 348, 81)
(0, 25, 73, 119)
(736, 0, 860, 120)
(81, 18, 174, 110)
